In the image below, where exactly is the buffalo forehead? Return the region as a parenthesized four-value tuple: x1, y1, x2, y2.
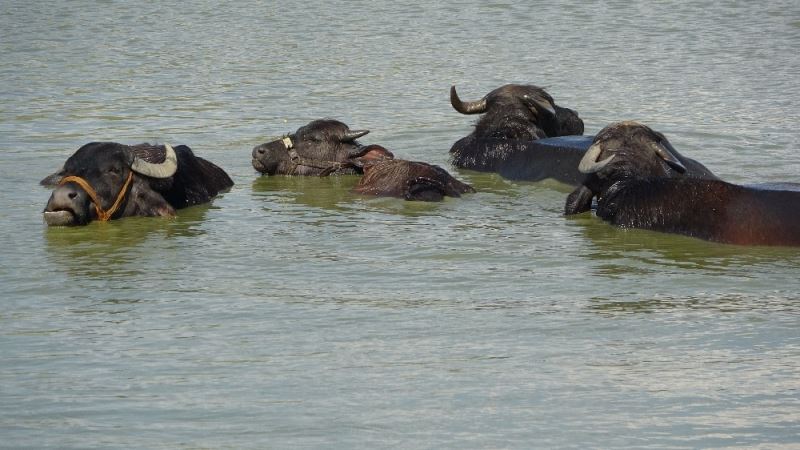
(493, 84, 546, 97)
(64, 142, 130, 172)
(297, 119, 349, 138)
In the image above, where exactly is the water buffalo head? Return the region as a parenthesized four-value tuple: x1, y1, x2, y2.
(450, 84, 584, 140)
(577, 121, 687, 182)
(565, 121, 695, 215)
(251, 119, 370, 176)
(42, 142, 179, 226)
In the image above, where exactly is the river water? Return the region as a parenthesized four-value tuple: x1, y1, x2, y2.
(2, 1, 799, 448)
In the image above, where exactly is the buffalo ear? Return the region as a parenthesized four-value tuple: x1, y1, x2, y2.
(349, 144, 394, 168)
(40, 167, 66, 187)
(653, 140, 686, 173)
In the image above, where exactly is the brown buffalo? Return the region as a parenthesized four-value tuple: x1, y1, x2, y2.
(352, 145, 475, 201)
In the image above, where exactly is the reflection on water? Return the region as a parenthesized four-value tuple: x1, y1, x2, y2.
(251, 174, 361, 211)
(4, 0, 800, 447)
(587, 292, 800, 315)
(567, 212, 800, 272)
(44, 205, 212, 278)
(251, 173, 464, 217)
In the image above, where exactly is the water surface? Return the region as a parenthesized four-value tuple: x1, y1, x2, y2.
(2, 1, 799, 448)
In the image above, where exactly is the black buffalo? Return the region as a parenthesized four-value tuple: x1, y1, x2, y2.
(589, 177, 800, 246)
(566, 121, 800, 246)
(352, 145, 476, 201)
(251, 119, 370, 176)
(42, 142, 233, 226)
(564, 121, 717, 215)
(449, 84, 587, 183)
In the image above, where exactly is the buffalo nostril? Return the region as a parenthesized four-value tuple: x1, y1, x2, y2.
(257, 148, 265, 155)
(68, 191, 78, 199)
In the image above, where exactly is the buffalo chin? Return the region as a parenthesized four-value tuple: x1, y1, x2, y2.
(251, 158, 269, 174)
(43, 210, 78, 226)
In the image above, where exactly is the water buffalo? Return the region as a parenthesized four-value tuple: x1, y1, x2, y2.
(564, 121, 717, 215)
(251, 119, 370, 176)
(42, 142, 233, 226)
(352, 145, 476, 201)
(449, 84, 587, 183)
(589, 177, 800, 246)
(567, 121, 800, 246)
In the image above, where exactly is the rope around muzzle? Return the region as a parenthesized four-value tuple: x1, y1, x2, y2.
(58, 171, 134, 221)
(281, 136, 353, 176)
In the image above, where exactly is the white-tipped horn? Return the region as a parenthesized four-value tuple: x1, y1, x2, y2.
(578, 143, 616, 174)
(130, 143, 178, 178)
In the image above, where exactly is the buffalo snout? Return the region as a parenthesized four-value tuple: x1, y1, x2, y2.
(43, 182, 90, 226)
(251, 141, 287, 174)
(252, 143, 266, 158)
(251, 143, 268, 161)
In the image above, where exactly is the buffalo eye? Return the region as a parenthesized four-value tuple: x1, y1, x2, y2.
(306, 131, 327, 142)
(107, 165, 123, 177)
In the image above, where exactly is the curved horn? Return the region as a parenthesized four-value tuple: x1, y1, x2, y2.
(450, 85, 487, 114)
(341, 129, 369, 142)
(578, 143, 616, 174)
(130, 143, 178, 178)
(651, 139, 686, 173)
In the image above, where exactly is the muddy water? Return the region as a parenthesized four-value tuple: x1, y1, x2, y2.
(2, 1, 799, 447)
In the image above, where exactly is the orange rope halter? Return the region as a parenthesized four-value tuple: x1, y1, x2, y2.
(59, 171, 134, 221)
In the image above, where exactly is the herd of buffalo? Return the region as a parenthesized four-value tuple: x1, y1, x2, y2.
(41, 84, 800, 246)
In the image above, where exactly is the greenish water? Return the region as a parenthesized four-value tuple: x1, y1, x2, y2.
(2, 1, 799, 448)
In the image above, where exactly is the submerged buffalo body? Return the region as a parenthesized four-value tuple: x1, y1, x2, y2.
(42, 142, 233, 226)
(564, 121, 717, 215)
(252, 119, 475, 201)
(449, 84, 586, 183)
(567, 121, 800, 246)
(461, 135, 595, 184)
(593, 177, 800, 246)
(251, 119, 370, 176)
(352, 145, 475, 201)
